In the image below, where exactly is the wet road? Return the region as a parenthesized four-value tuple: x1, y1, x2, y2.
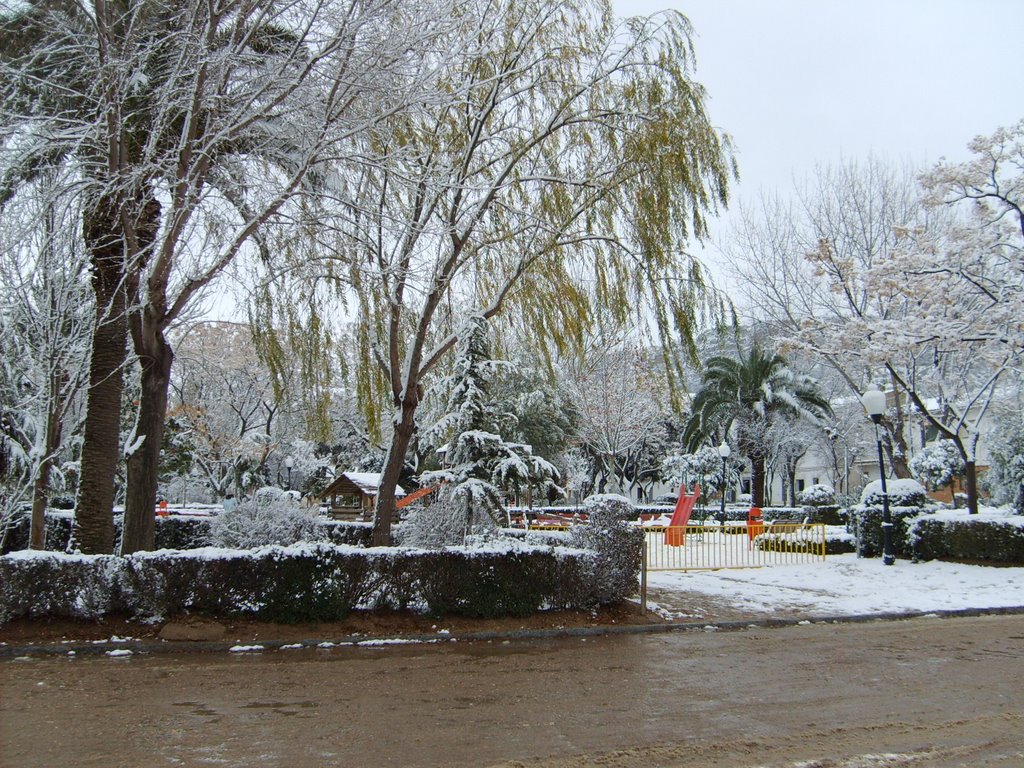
(2, 614, 1023, 767)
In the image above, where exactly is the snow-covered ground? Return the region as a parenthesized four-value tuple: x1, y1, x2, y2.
(647, 553, 1024, 618)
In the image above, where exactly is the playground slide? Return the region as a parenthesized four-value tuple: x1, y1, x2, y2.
(665, 484, 700, 546)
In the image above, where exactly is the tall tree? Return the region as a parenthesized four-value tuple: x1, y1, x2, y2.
(683, 343, 832, 508)
(261, 0, 735, 544)
(0, 173, 91, 548)
(726, 157, 924, 478)
(1, 0, 449, 552)
(851, 120, 1024, 514)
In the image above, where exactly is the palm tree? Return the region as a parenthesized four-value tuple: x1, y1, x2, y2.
(683, 343, 832, 508)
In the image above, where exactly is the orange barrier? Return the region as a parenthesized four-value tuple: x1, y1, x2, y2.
(747, 507, 763, 541)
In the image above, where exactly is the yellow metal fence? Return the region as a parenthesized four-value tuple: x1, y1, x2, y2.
(644, 523, 827, 571)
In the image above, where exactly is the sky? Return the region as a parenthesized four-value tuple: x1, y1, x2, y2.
(611, 0, 1023, 267)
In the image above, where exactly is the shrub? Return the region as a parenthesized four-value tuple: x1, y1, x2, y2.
(394, 497, 471, 548)
(572, 496, 642, 604)
(0, 551, 123, 624)
(208, 487, 325, 548)
(0, 541, 617, 625)
(799, 484, 836, 506)
(860, 478, 928, 507)
(846, 505, 933, 558)
(581, 494, 635, 524)
(908, 513, 1024, 564)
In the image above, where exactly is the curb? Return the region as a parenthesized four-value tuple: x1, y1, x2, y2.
(4, 605, 1024, 660)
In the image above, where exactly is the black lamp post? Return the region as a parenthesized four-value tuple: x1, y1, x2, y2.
(861, 386, 895, 566)
(717, 442, 731, 521)
(284, 455, 294, 491)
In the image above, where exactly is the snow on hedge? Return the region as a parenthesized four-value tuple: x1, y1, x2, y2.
(0, 534, 633, 625)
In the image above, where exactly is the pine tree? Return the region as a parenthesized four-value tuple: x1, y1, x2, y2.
(421, 317, 560, 538)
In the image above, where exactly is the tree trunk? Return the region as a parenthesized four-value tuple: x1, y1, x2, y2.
(751, 454, 767, 509)
(122, 317, 173, 554)
(371, 398, 418, 546)
(74, 211, 129, 555)
(964, 460, 979, 515)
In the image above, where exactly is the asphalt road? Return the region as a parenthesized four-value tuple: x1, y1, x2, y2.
(2, 614, 1022, 767)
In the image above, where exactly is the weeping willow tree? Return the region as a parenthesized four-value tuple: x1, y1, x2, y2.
(257, 0, 736, 545)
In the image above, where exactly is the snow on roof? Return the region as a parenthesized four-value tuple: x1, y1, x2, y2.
(343, 471, 405, 497)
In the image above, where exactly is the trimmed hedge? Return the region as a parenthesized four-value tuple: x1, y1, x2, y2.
(846, 505, 931, 558)
(908, 515, 1024, 565)
(0, 542, 613, 625)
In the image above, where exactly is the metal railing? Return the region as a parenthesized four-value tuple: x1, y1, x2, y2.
(643, 522, 827, 571)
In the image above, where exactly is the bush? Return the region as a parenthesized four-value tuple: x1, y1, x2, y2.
(394, 497, 470, 548)
(860, 478, 928, 507)
(846, 505, 933, 558)
(208, 487, 325, 549)
(0, 541, 618, 625)
(908, 512, 1024, 564)
(0, 551, 122, 624)
(572, 497, 643, 604)
(799, 484, 836, 506)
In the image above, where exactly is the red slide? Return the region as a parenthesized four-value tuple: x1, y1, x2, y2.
(665, 484, 700, 546)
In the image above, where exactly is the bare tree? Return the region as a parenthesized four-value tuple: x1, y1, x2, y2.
(727, 157, 926, 478)
(0, 174, 91, 549)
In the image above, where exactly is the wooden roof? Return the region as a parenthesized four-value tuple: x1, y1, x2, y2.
(321, 472, 406, 499)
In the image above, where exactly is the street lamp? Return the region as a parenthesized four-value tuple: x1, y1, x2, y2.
(861, 386, 895, 566)
(284, 455, 294, 491)
(717, 442, 731, 521)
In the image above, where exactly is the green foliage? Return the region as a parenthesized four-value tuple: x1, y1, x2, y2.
(0, 542, 616, 625)
(847, 505, 931, 558)
(909, 516, 1024, 564)
(684, 343, 832, 451)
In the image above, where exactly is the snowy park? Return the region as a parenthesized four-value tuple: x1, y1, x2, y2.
(646, 553, 1024, 620)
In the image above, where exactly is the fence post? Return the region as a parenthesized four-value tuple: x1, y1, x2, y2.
(639, 535, 647, 614)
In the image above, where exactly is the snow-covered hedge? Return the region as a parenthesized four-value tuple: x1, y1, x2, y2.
(754, 525, 855, 556)
(570, 496, 643, 603)
(0, 541, 617, 625)
(846, 505, 933, 559)
(907, 509, 1024, 565)
(860, 478, 928, 507)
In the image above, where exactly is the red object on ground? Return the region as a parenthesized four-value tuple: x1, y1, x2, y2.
(395, 485, 437, 509)
(157, 500, 169, 517)
(665, 484, 700, 546)
(747, 507, 764, 540)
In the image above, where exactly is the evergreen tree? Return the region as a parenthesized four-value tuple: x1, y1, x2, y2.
(421, 317, 560, 536)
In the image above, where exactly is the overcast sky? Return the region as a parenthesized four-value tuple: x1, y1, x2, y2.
(612, 0, 1023, 257)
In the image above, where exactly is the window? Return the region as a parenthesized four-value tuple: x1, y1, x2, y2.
(797, 479, 806, 492)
